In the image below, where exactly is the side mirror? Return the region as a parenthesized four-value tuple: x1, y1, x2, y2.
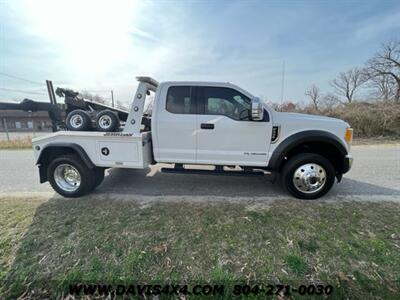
(251, 97, 264, 121)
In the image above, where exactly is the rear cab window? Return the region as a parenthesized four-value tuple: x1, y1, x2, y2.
(166, 86, 196, 114)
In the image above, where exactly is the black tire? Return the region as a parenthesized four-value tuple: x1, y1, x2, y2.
(95, 110, 120, 132)
(47, 154, 96, 198)
(66, 109, 91, 131)
(281, 153, 335, 200)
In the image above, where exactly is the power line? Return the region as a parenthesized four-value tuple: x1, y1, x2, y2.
(0, 87, 47, 96)
(0, 72, 45, 86)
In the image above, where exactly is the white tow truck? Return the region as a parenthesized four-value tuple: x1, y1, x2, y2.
(32, 77, 353, 199)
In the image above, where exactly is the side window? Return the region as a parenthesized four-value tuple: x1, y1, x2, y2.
(202, 87, 251, 120)
(166, 86, 195, 114)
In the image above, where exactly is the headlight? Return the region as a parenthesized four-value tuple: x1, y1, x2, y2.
(344, 127, 353, 150)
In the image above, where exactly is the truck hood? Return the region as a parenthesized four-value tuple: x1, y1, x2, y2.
(270, 111, 351, 152)
(275, 112, 349, 127)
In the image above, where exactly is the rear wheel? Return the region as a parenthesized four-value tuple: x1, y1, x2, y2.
(66, 109, 91, 131)
(47, 154, 95, 198)
(95, 110, 120, 132)
(281, 153, 335, 199)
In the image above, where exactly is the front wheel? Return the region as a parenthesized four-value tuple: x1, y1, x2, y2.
(281, 153, 335, 199)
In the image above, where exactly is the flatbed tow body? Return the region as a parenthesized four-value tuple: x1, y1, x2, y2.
(33, 131, 152, 169)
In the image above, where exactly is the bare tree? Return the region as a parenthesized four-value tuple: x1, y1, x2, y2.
(321, 93, 340, 110)
(280, 101, 297, 112)
(305, 85, 321, 110)
(330, 67, 366, 104)
(267, 101, 281, 111)
(80, 90, 106, 104)
(367, 74, 396, 101)
(92, 94, 106, 104)
(116, 100, 129, 110)
(80, 91, 93, 101)
(365, 40, 400, 102)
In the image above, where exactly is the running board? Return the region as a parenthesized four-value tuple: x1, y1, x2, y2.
(161, 167, 266, 177)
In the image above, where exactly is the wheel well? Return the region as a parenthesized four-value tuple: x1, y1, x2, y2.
(37, 145, 94, 183)
(281, 141, 345, 174)
(38, 147, 77, 166)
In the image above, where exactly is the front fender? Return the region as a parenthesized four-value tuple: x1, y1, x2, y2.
(268, 130, 348, 170)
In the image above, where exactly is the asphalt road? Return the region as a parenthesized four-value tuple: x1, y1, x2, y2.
(0, 145, 399, 202)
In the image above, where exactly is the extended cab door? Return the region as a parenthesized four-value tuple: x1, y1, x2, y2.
(154, 85, 197, 163)
(196, 86, 272, 166)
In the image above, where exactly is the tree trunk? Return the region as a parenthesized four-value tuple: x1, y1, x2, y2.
(395, 79, 400, 103)
(313, 101, 319, 112)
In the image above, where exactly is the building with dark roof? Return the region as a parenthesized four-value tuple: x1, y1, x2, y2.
(0, 110, 53, 132)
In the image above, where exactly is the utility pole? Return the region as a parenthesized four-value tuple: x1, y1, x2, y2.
(111, 90, 114, 107)
(3, 118, 10, 141)
(280, 60, 285, 112)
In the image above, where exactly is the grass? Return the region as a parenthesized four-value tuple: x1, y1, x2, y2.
(0, 196, 399, 299)
(0, 137, 32, 149)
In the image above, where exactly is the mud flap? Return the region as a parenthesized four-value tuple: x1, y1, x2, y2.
(336, 173, 343, 183)
(39, 164, 48, 183)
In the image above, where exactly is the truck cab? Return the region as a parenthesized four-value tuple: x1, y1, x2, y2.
(32, 77, 353, 199)
(152, 81, 272, 166)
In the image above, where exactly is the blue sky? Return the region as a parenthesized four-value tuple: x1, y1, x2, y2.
(0, 0, 399, 105)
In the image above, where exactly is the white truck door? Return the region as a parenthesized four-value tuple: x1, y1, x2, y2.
(196, 86, 272, 166)
(154, 85, 197, 163)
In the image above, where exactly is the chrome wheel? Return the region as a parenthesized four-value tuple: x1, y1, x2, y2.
(54, 164, 81, 192)
(70, 114, 83, 129)
(292, 163, 326, 194)
(98, 115, 112, 129)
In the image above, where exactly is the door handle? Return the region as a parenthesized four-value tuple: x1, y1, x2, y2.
(201, 123, 214, 130)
